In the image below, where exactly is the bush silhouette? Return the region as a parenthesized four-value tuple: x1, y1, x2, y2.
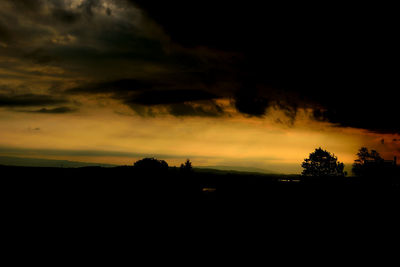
(301, 148, 346, 177)
(133, 158, 168, 172)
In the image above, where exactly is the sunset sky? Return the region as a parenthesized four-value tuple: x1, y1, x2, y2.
(0, 0, 399, 173)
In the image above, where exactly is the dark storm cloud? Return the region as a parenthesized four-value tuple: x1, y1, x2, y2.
(51, 8, 81, 24)
(8, 0, 44, 11)
(120, 88, 222, 117)
(0, 22, 10, 41)
(78, 0, 100, 17)
(67, 78, 226, 117)
(123, 89, 218, 106)
(1, 0, 234, 118)
(168, 102, 224, 117)
(67, 79, 153, 94)
(129, 0, 399, 133)
(5, 0, 94, 17)
(234, 83, 270, 117)
(3, 0, 99, 27)
(131, 1, 312, 51)
(1, 1, 397, 130)
(29, 107, 76, 114)
(0, 94, 67, 107)
(23, 49, 56, 64)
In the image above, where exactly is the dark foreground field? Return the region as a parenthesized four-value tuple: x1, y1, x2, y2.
(1, 165, 399, 253)
(1, 165, 399, 205)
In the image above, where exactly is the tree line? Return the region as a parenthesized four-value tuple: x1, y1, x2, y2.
(301, 147, 398, 177)
(132, 157, 192, 173)
(130, 147, 397, 178)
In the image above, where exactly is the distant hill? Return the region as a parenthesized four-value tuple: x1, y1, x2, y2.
(0, 156, 283, 174)
(196, 165, 278, 174)
(0, 156, 116, 168)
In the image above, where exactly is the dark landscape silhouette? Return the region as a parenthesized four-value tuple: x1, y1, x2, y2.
(1, 147, 398, 208)
(1, 1, 399, 208)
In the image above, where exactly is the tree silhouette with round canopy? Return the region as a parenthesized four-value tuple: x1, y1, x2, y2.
(301, 148, 346, 177)
(133, 158, 169, 172)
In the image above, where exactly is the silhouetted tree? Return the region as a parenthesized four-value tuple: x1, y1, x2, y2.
(133, 158, 168, 172)
(355, 147, 370, 165)
(301, 148, 346, 176)
(370, 150, 383, 162)
(180, 159, 193, 173)
(352, 147, 384, 176)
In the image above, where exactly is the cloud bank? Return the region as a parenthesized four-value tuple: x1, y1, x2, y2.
(0, 0, 398, 133)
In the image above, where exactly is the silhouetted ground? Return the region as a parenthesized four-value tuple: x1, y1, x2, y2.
(2, 164, 398, 253)
(1, 165, 398, 205)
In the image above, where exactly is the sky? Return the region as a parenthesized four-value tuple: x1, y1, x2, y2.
(0, 0, 399, 173)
